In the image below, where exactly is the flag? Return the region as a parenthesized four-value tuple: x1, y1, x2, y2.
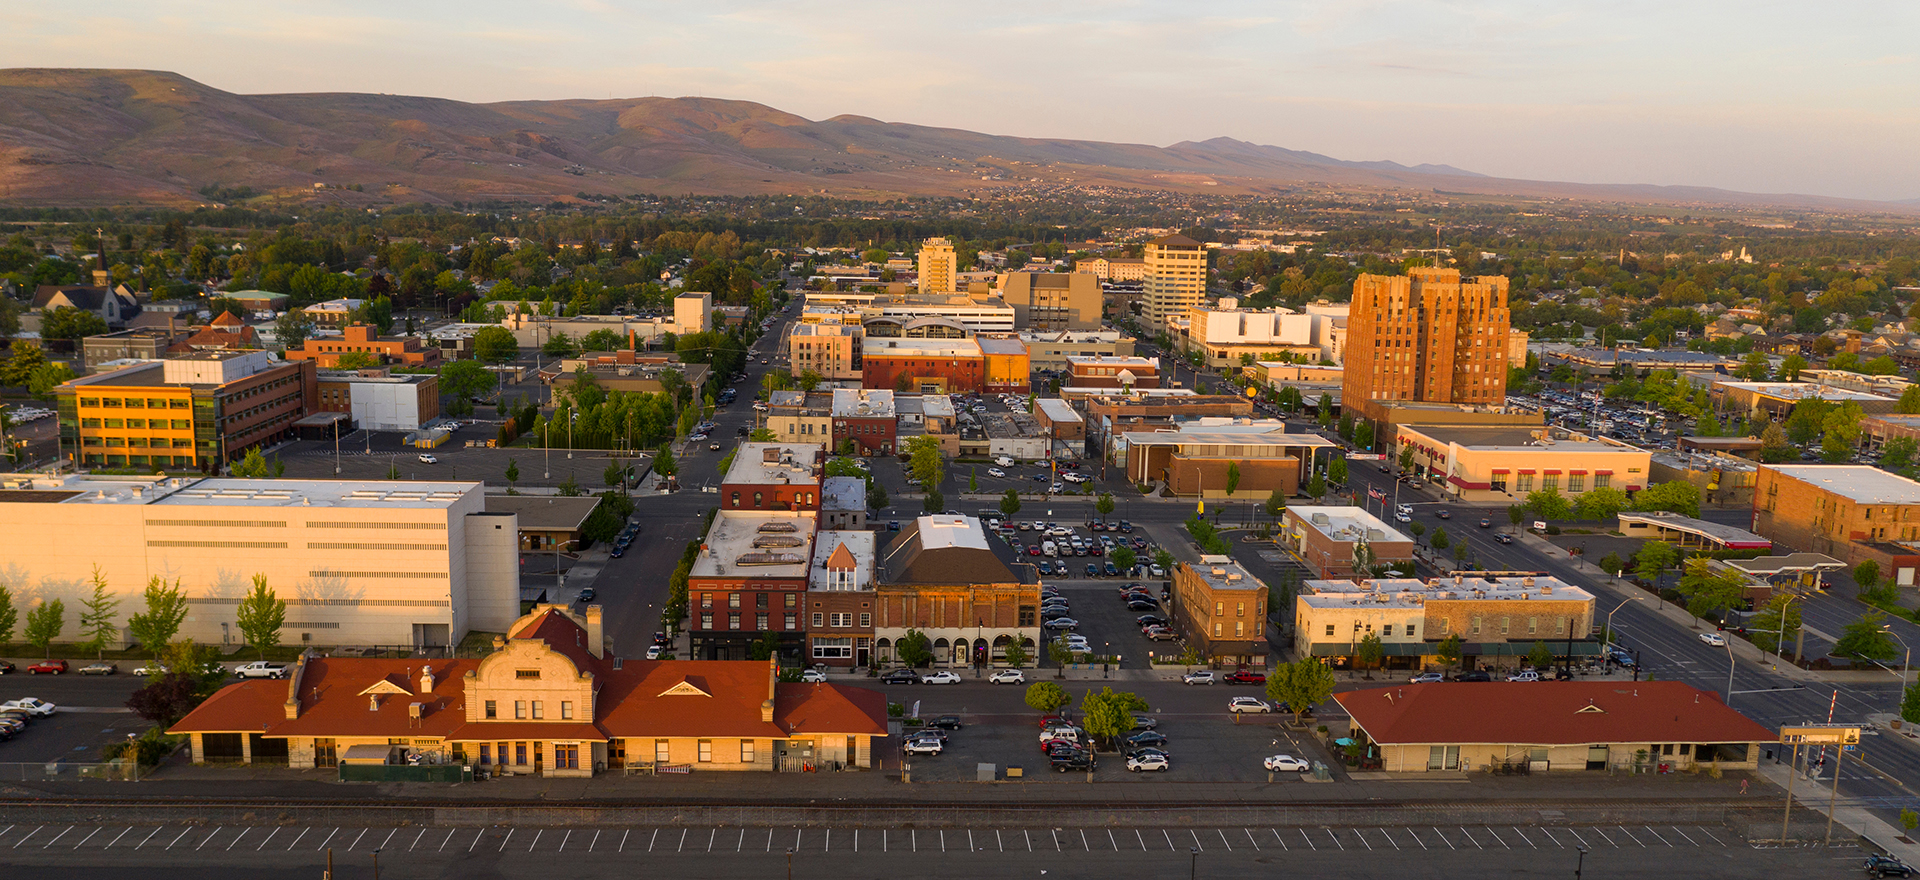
(1369, 487, 1385, 501)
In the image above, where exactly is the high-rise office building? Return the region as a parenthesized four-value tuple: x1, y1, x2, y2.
(1142, 233, 1207, 332)
(917, 238, 957, 295)
(1341, 267, 1512, 420)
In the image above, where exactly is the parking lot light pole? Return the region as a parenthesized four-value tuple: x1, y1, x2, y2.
(1189, 844, 1200, 880)
(1574, 845, 1587, 879)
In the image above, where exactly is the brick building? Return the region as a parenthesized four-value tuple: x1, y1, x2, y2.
(1118, 423, 1334, 497)
(720, 443, 824, 512)
(806, 532, 877, 668)
(286, 324, 442, 369)
(1281, 506, 1417, 579)
(860, 337, 984, 394)
(1032, 398, 1085, 443)
(831, 389, 898, 456)
(1170, 555, 1270, 667)
(688, 510, 817, 661)
(787, 322, 862, 381)
(1067, 355, 1160, 389)
(56, 351, 317, 472)
(1752, 464, 1920, 571)
(874, 516, 1041, 670)
(1294, 575, 1597, 673)
(999, 271, 1102, 330)
(977, 336, 1031, 394)
(1342, 267, 1511, 422)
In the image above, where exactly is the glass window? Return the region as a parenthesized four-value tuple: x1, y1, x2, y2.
(1595, 474, 1611, 489)
(728, 593, 741, 609)
(697, 740, 713, 762)
(756, 613, 768, 630)
(728, 614, 740, 630)
(514, 701, 526, 719)
(515, 742, 528, 765)
(560, 701, 573, 720)
(1325, 624, 1335, 636)
(784, 613, 797, 630)
(1516, 474, 1534, 492)
(741, 740, 755, 763)
(785, 593, 798, 608)
(1542, 475, 1559, 491)
(656, 739, 671, 762)
(812, 612, 824, 628)
(531, 701, 543, 720)
(1568, 474, 1584, 493)
(484, 700, 497, 719)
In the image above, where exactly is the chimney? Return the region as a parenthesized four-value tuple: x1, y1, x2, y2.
(586, 605, 605, 658)
(282, 653, 310, 720)
(762, 656, 778, 723)
(419, 665, 435, 694)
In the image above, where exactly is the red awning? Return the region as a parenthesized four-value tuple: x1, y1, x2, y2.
(1595, 470, 1614, 475)
(1543, 469, 1562, 475)
(1518, 469, 1536, 474)
(1569, 469, 1588, 475)
(1490, 469, 1510, 474)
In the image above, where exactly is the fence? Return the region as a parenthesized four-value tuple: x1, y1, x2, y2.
(0, 761, 145, 782)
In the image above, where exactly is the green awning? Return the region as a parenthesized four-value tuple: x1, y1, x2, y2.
(1309, 643, 1432, 657)
(1467, 642, 1605, 657)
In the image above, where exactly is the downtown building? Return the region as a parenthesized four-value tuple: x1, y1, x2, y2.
(1341, 267, 1513, 422)
(1140, 233, 1208, 333)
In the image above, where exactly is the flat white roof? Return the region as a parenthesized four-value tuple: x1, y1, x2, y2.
(1034, 398, 1082, 424)
(1300, 575, 1592, 609)
(1184, 554, 1263, 592)
(1764, 464, 1920, 505)
(721, 443, 824, 487)
(810, 529, 876, 591)
(0, 474, 478, 508)
(1715, 381, 1892, 402)
(692, 510, 816, 579)
(1287, 505, 1413, 544)
(913, 515, 989, 551)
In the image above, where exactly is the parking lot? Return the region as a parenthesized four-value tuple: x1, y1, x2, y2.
(0, 817, 1851, 879)
(0, 671, 149, 765)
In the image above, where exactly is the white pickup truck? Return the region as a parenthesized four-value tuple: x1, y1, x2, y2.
(234, 661, 290, 679)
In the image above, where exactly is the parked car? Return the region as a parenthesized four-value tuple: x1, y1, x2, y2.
(79, 662, 117, 676)
(987, 468, 1006, 478)
(927, 715, 964, 730)
(1126, 753, 1170, 772)
(644, 645, 668, 660)
(1182, 671, 1216, 686)
(1409, 672, 1445, 684)
(235, 661, 291, 679)
(989, 669, 1026, 685)
(902, 737, 944, 756)
(1125, 731, 1168, 749)
(881, 669, 920, 685)
(576, 587, 596, 602)
(1507, 670, 1542, 682)
(417, 453, 438, 464)
(1131, 716, 1159, 731)
(1698, 631, 1727, 647)
(1224, 670, 1266, 685)
(799, 669, 828, 683)
(25, 660, 67, 675)
(920, 671, 962, 685)
(1456, 670, 1493, 682)
(1136, 613, 1168, 627)
(1143, 626, 1178, 641)
(0, 697, 56, 717)
(1050, 750, 1097, 773)
(0, 660, 14, 674)
(1228, 697, 1272, 714)
(1263, 754, 1310, 772)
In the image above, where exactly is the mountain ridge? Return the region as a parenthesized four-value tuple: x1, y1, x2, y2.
(0, 68, 1910, 215)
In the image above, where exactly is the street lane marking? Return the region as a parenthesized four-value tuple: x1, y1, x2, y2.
(313, 828, 336, 852)
(351, 828, 370, 852)
(1166, 829, 1177, 851)
(1458, 827, 1481, 849)
(1589, 828, 1613, 847)
(1271, 829, 1288, 851)
(1350, 828, 1368, 850)
(466, 829, 481, 853)
(1698, 827, 1726, 846)
(1300, 829, 1317, 851)
(166, 828, 193, 850)
(997, 829, 1004, 852)
(1566, 828, 1589, 849)
(1327, 828, 1344, 851)
(1189, 829, 1203, 851)
(735, 829, 743, 853)
(677, 828, 687, 853)
(70, 827, 100, 849)
(1405, 828, 1426, 850)
(440, 829, 458, 852)
(649, 829, 658, 852)
(135, 827, 161, 850)
(1378, 828, 1397, 850)
(42, 826, 73, 848)
(1081, 829, 1090, 852)
(1137, 830, 1148, 851)
(254, 827, 279, 851)
(1110, 829, 1119, 851)
(1216, 829, 1231, 851)
(1054, 829, 1062, 853)
(1026, 829, 1034, 852)
(1483, 827, 1508, 849)
(381, 828, 399, 852)
(709, 828, 717, 853)
(497, 829, 513, 852)
(1669, 827, 1696, 846)
(622, 830, 632, 853)
(1540, 828, 1562, 847)
(1617, 826, 1644, 847)
(765, 828, 772, 853)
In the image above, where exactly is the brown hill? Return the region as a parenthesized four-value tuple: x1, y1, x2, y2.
(0, 68, 1909, 214)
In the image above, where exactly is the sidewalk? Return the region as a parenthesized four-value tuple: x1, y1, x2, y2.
(1753, 752, 1916, 854)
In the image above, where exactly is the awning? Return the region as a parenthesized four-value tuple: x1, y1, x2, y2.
(1466, 642, 1605, 657)
(1490, 469, 1510, 474)
(1595, 470, 1614, 475)
(1308, 643, 1431, 657)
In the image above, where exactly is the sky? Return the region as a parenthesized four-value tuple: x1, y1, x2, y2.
(7, 1, 1919, 202)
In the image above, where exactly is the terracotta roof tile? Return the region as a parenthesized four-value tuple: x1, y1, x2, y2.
(510, 607, 603, 675)
(1336, 681, 1776, 746)
(775, 682, 889, 736)
(595, 659, 786, 739)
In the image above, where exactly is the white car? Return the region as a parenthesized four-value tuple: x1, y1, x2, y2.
(989, 669, 1027, 685)
(417, 453, 438, 464)
(1126, 753, 1170, 772)
(1409, 672, 1444, 684)
(1062, 472, 1089, 483)
(1264, 754, 1310, 772)
(799, 669, 828, 683)
(1507, 670, 1541, 682)
(644, 645, 667, 660)
(902, 738, 943, 756)
(987, 468, 1007, 478)
(1699, 631, 1728, 647)
(1182, 670, 1216, 686)
(1394, 511, 1412, 523)
(1228, 697, 1272, 714)
(133, 663, 168, 676)
(1049, 483, 1064, 494)
(921, 671, 962, 685)
(1, 697, 56, 717)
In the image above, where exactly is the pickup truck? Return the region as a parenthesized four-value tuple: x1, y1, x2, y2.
(234, 661, 289, 679)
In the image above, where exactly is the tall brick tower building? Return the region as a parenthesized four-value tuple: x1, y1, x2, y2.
(1341, 267, 1512, 420)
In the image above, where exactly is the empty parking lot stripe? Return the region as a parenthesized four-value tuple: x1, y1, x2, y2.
(1617, 826, 1644, 847)
(414, 828, 431, 851)
(1644, 826, 1672, 847)
(351, 828, 369, 852)
(440, 829, 458, 852)
(1137, 830, 1149, 851)
(224, 828, 249, 850)
(70, 827, 100, 849)
(1326, 828, 1344, 851)
(497, 829, 514, 853)
(1245, 829, 1260, 851)
(134, 827, 161, 850)
(709, 828, 717, 853)
(1458, 827, 1481, 849)
(14, 826, 42, 848)
(1300, 829, 1317, 851)
(195, 828, 222, 851)
(468, 828, 483, 853)
(677, 828, 687, 853)
(43, 826, 73, 848)
(105, 827, 133, 850)
(1483, 827, 1508, 849)
(1512, 827, 1536, 849)
(1431, 828, 1454, 850)
(1165, 829, 1177, 851)
(381, 828, 399, 851)
(1698, 827, 1726, 846)
(254, 827, 279, 851)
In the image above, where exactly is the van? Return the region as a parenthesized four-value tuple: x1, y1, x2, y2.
(1042, 541, 1059, 557)
(994, 455, 1015, 467)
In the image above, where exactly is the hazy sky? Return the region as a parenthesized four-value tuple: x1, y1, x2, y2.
(8, 1, 1918, 201)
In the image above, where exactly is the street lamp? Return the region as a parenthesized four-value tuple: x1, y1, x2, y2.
(786, 847, 795, 880)
(1772, 593, 1801, 663)
(1721, 638, 1736, 707)
(1189, 844, 1200, 880)
(1603, 596, 1641, 650)
(371, 849, 381, 880)
(1883, 625, 1912, 712)
(1574, 844, 1588, 880)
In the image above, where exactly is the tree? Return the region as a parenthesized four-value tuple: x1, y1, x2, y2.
(867, 483, 889, 510)
(1095, 493, 1115, 518)
(1901, 385, 1920, 415)
(1435, 634, 1464, 672)
(0, 340, 48, 387)
(1081, 686, 1150, 750)
(230, 446, 274, 478)
(1856, 560, 1883, 597)
(328, 350, 382, 371)
(1266, 659, 1335, 723)
(1508, 505, 1525, 526)
(896, 628, 933, 668)
(1882, 437, 1919, 477)
(652, 443, 677, 477)
(922, 488, 945, 513)
(1747, 593, 1803, 655)
(1306, 473, 1326, 502)
(1002, 639, 1029, 670)
(26, 361, 74, 399)
(967, 468, 978, 493)
(1225, 462, 1242, 496)
(1328, 457, 1348, 486)
(1634, 540, 1678, 584)
(1833, 610, 1899, 663)
(1024, 680, 1071, 714)
(72, 566, 121, 658)
(1758, 422, 1795, 463)
(1355, 632, 1384, 678)
(0, 583, 14, 644)
(1734, 350, 1771, 381)
(1000, 488, 1022, 516)
(1111, 547, 1137, 573)
(1633, 481, 1701, 518)
(1264, 489, 1287, 517)
(749, 428, 776, 442)
(1429, 526, 1450, 550)
(904, 436, 945, 490)
(1694, 412, 1722, 438)
(1525, 640, 1555, 670)
(234, 574, 286, 659)
(471, 326, 519, 364)
(1317, 394, 1334, 428)
(504, 458, 520, 489)
(1903, 683, 1920, 726)
(1574, 486, 1631, 521)
(1598, 552, 1626, 578)
(273, 309, 315, 352)
(1047, 638, 1077, 675)
(1398, 446, 1415, 471)
(24, 598, 63, 658)
(1153, 549, 1175, 575)
(125, 575, 188, 656)
(1525, 486, 1572, 521)
(1676, 557, 1747, 618)
(1778, 354, 1808, 382)
(439, 358, 494, 409)
(40, 305, 109, 341)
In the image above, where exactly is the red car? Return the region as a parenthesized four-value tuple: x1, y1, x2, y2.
(1224, 671, 1266, 685)
(26, 659, 68, 675)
